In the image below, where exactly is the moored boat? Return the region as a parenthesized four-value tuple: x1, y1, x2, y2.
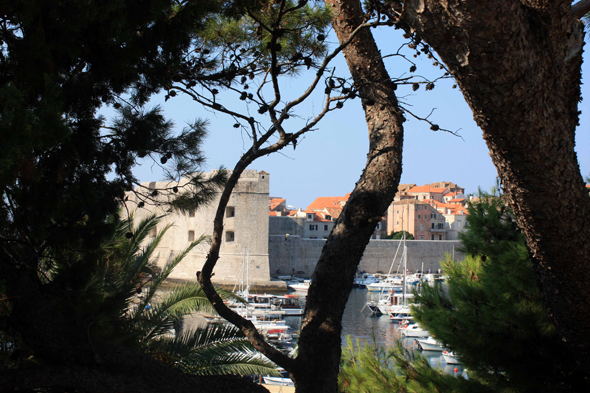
(399, 323, 430, 338)
(442, 350, 460, 364)
(416, 336, 444, 351)
(271, 294, 303, 316)
(287, 279, 311, 292)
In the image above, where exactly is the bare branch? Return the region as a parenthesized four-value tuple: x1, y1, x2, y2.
(401, 106, 464, 139)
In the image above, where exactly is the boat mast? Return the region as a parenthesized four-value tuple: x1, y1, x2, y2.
(402, 231, 407, 306)
(402, 200, 409, 306)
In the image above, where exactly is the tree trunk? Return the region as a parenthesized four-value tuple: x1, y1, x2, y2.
(402, 0, 590, 365)
(291, 1, 406, 391)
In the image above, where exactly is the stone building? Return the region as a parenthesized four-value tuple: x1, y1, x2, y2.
(387, 199, 447, 240)
(124, 170, 272, 287)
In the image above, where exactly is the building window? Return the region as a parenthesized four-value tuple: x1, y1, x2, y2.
(188, 230, 195, 242)
(325, 215, 332, 221)
(324, 224, 329, 231)
(420, 235, 424, 240)
(307, 214, 314, 220)
(416, 205, 420, 210)
(226, 206, 235, 217)
(431, 234, 435, 240)
(226, 231, 235, 242)
(309, 224, 318, 231)
(431, 223, 435, 229)
(420, 224, 424, 230)
(418, 214, 421, 219)
(439, 234, 443, 240)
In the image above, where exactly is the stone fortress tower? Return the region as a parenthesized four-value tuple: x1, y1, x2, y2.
(125, 170, 272, 287)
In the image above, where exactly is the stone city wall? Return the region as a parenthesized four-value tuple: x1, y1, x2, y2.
(269, 235, 465, 278)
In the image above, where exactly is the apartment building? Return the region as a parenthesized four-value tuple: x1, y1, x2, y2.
(387, 200, 447, 240)
(386, 182, 470, 240)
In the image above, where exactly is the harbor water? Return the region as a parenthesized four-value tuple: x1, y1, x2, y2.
(284, 287, 466, 376)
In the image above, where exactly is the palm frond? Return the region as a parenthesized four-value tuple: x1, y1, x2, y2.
(142, 233, 208, 306)
(153, 325, 280, 376)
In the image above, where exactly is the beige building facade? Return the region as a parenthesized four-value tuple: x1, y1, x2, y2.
(387, 200, 448, 240)
(125, 170, 272, 287)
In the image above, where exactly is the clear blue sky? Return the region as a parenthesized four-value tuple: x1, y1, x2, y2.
(126, 26, 590, 210)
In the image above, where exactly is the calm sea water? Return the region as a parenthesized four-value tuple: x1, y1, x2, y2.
(284, 288, 466, 375)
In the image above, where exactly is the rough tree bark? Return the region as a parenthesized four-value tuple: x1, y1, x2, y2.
(196, 1, 406, 391)
(400, 0, 590, 366)
(285, 0, 406, 391)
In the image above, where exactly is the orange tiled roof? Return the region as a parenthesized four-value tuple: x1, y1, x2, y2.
(269, 198, 286, 210)
(447, 207, 469, 215)
(301, 210, 333, 222)
(407, 185, 448, 194)
(306, 195, 350, 211)
(423, 199, 448, 207)
(397, 184, 416, 192)
(325, 207, 343, 219)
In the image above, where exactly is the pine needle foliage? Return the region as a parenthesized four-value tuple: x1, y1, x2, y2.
(338, 336, 493, 393)
(200, 0, 332, 74)
(339, 190, 590, 392)
(412, 190, 590, 392)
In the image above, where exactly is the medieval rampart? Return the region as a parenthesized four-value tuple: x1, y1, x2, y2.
(269, 235, 464, 278)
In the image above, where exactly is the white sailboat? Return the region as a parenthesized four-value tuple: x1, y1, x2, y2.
(399, 323, 430, 338)
(287, 279, 311, 292)
(386, 231, 415, 322)
(442, 350, 460, 364)
(365, 240, 405, 315)
(416, 336, 445, 351)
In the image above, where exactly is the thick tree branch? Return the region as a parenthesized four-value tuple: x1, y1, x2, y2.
(402, 0, 590, 368)
(572, 0, 590, 18)
(193, 3, 387, 377)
